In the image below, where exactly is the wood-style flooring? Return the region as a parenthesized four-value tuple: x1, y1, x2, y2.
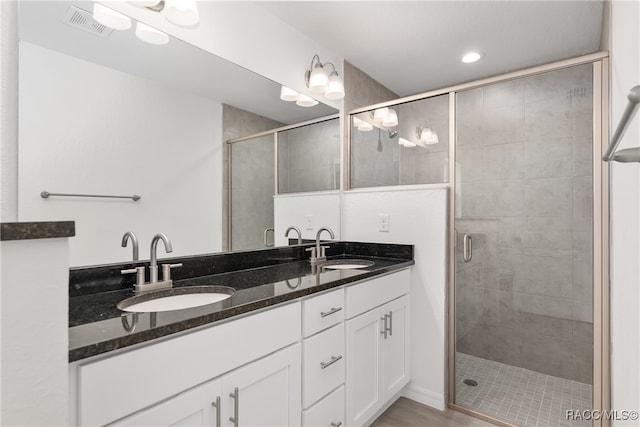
(371, 397, 496, 427)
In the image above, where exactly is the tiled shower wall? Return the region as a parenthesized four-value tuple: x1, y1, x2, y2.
(278, 118, 340, 193)
(455, 64, 594, 384)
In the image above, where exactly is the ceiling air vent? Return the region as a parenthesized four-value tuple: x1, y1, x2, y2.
(61, 5, 114, 38)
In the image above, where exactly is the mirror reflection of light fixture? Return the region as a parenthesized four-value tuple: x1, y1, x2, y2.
(399, 137, 416, 147)
(135, 22, 169, 44)
(279, 86, 319, 107)
(382, 109, 398, 127)
(93, 3, 132, 30)
(353, 117, 373, 132)
(296, 93, 319, 108)
(129, 0, 162, 7)
(164, 0, 200, 27)
(416, 125, 439, 145)
(305, 55, 345, 100)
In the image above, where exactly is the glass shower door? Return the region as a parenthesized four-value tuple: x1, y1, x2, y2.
(454, 64, 594, 427)
(229, 134, 275, 251)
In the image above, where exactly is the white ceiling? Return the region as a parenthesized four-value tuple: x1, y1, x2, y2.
(260, 1, 604, 97)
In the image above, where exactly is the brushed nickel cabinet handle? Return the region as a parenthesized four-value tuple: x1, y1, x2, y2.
(229, 387, 239, 427)
(210, 396, 221, 427)
(320, 355, 343, 369)
(320, 307, 343, 317)
(386, 311, 393, 336)
(380, 315, 388, 339)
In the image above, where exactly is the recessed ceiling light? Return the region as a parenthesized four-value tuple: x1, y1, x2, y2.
(461, 51, 483, 63)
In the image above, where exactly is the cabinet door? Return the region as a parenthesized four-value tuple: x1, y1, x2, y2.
(345, 308, 383, 427)
(222, 344, 301, 427)
(381, 295, 410, 400)
(114, 378, 222, 427)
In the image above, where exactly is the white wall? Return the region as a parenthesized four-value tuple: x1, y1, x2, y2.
(273, 192, 341, 246)
(1, 237, 70, 426)
(608, 1, 640, 423)
(18, 42, 223, 267)
(342, 187, 448, 409)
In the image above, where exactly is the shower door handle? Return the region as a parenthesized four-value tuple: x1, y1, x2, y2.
(463, 234, 472, 263)
(263, 228, 274, 247)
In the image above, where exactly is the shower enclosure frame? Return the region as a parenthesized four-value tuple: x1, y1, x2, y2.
(444, 53, 610, 427)
(345, 51, 610, 427)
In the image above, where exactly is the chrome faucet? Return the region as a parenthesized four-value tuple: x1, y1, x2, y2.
(307, 227, 335, 265)
(284, 226, 302, 245)
(121, 231, 139, 261)
(150, 233, 173, 283)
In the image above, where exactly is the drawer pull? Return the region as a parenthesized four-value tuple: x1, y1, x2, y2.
(229, 387, 239, 427)
(320, 355, 343, 369)
(320, 307, 343, 317)
(385, 311, 393, 336)
(331, 422, 343, 427)
(210, 396, 221, 427)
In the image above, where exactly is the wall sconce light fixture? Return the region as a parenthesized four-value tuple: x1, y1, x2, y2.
(416, 125, 439, 145)
(305, 55, 345, 100)
(371, 107, 398, 127)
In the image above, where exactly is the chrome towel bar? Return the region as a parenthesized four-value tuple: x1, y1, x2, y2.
(603, 85, 640, 162)
(40, 191, 141, 201)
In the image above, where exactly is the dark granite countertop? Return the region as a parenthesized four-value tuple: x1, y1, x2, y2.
(69, 242, 414, 362)
(1, 221, 75, 240)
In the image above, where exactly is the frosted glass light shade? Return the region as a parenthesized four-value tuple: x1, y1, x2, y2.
(325, 72, 345, 100)
(296, 94, 319, 107)
(280, 86, 299, 102)
(135, 22, 169, 45)
(93, 3, 132, 30)
(308, 64, 329, 93)
(373, 107, 389, 123)
(382, 109, 398, 127)
(164, 0, 200, 27)
(420, 128, 439, 144)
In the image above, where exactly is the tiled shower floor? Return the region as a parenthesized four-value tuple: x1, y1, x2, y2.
(456, 353, 592, 427)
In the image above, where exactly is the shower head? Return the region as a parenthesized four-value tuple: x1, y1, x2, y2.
(388, 129, 398, 139)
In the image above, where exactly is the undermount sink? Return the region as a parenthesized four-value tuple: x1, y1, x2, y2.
(117, 286, 235, 313)
(321, 259, 375, 270)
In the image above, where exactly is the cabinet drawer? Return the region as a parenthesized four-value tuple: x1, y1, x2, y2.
(303, 288, 345, 337)
(303, 323, 345, 408)
(345, 269, 410, 319)
(303, 385, 345, 427)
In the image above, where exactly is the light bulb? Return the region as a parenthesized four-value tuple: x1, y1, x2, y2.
(382, 109, 398, 127)
(164, 0, 200, 27)
(296, 94, 318, 107)
(93, 3, 132, 30)
(135, 22, 169, 45)
(325, 72, 345, 100)
(308, 64, 329, 94)
(280, 86, 299, 102)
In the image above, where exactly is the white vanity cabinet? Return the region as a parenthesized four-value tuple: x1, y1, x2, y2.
(71, 268, 411, 427)
(345, 270, 411, 427)
(115, 344, 301, 427)
(73, 302, 301, 426)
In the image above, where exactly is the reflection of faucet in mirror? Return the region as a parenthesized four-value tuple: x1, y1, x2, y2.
(284, 226, 302, 245)
(307, 227, 335, 265)
(121, 231, 139, 261)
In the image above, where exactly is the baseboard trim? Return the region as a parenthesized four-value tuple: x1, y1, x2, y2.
(402, 384, 446, 411)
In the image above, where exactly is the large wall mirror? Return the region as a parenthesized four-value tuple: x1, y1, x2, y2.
(17, 1, 339, 267)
